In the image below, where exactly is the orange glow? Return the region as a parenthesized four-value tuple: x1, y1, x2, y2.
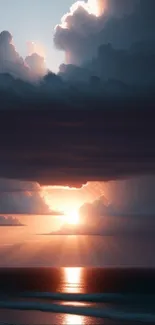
(27, 41, 46, 58)
(65, 209, 79, 225)
(42, 186, 82, 224)
(88, 0, 102, 16)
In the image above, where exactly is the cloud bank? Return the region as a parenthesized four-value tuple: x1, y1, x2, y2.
(0, 106, 155, 186)
(0, 178, 61, 214)
(0, 215, 24, 226)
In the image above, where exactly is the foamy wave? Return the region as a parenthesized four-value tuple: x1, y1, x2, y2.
(0, 300, 155, 323)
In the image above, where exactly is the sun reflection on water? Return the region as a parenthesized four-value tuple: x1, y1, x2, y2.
(64, 267, 82, 293)
(62, 268, 84, 324)
(63, 314, 84, 325)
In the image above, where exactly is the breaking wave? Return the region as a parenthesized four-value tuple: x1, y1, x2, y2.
(0, 292, 155, 323)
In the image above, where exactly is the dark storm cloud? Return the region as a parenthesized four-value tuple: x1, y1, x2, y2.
(60, 41, 155, 87)
(56, 0, 155, 87)
(0, 215, 24, 226)
(0, 104, 155, 186)
(0, 2, 154, 186)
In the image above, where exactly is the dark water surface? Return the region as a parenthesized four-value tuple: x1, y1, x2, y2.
(0, 267, 154, 324)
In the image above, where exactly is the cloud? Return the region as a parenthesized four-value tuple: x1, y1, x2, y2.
(78, 176, 155, 235)
(0, 103, 155, 186)
(60, 41, 155, 87)
(0, 215, 24, 226)
(0, 3, 154, 186)
(25, 53, 47, 78)
(54, 0, 141, 66)
(43, 175, 155, 235)
(43, 213, 155, 236)
(55, 0, 155, 88)
(0, 178, 61, 214)
(0, 30, 47, 81)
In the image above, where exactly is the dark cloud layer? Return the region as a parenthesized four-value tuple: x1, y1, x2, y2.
(0, 105, 155, 186)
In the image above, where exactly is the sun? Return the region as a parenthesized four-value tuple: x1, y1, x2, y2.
(65, 209, 79, 225)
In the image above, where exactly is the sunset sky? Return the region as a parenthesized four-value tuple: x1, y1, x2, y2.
(0, 0, 155, 267)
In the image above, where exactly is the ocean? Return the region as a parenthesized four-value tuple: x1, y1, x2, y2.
(0, 267, 154, 324)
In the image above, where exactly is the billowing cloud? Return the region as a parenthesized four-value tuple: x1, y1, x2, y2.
(0, 30, 47, 81)
(55, 0, 155, 88)
(25, 53, 47, 78)
(0, 178, 61, 215)
(0, 215, 24, 226)
(54, 0, 141, 66)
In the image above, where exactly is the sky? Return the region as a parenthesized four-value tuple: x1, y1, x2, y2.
(0, 0, 155, 267)
(0, 0, 74, 72)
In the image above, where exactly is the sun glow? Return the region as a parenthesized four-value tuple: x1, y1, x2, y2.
(88, 0, 101, 16)
(59, 0, 103, 29)
(65, 209, 80, 225)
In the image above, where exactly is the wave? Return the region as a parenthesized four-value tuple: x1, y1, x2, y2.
(0, 299, 155, 323)
(20, 291, 155, 304)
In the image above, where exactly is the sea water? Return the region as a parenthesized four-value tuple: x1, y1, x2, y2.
(0, 268, 154, 324)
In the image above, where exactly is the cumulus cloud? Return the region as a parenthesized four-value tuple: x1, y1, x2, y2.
(0, 178, 61, 215)
(25, 53, 47, 78)
(78, 176, 155, 235)
(0, 30, 47, 81)
(55, 0, 155, 88)
(0, 215, 24, 226)
(54, 0, 141, 66)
